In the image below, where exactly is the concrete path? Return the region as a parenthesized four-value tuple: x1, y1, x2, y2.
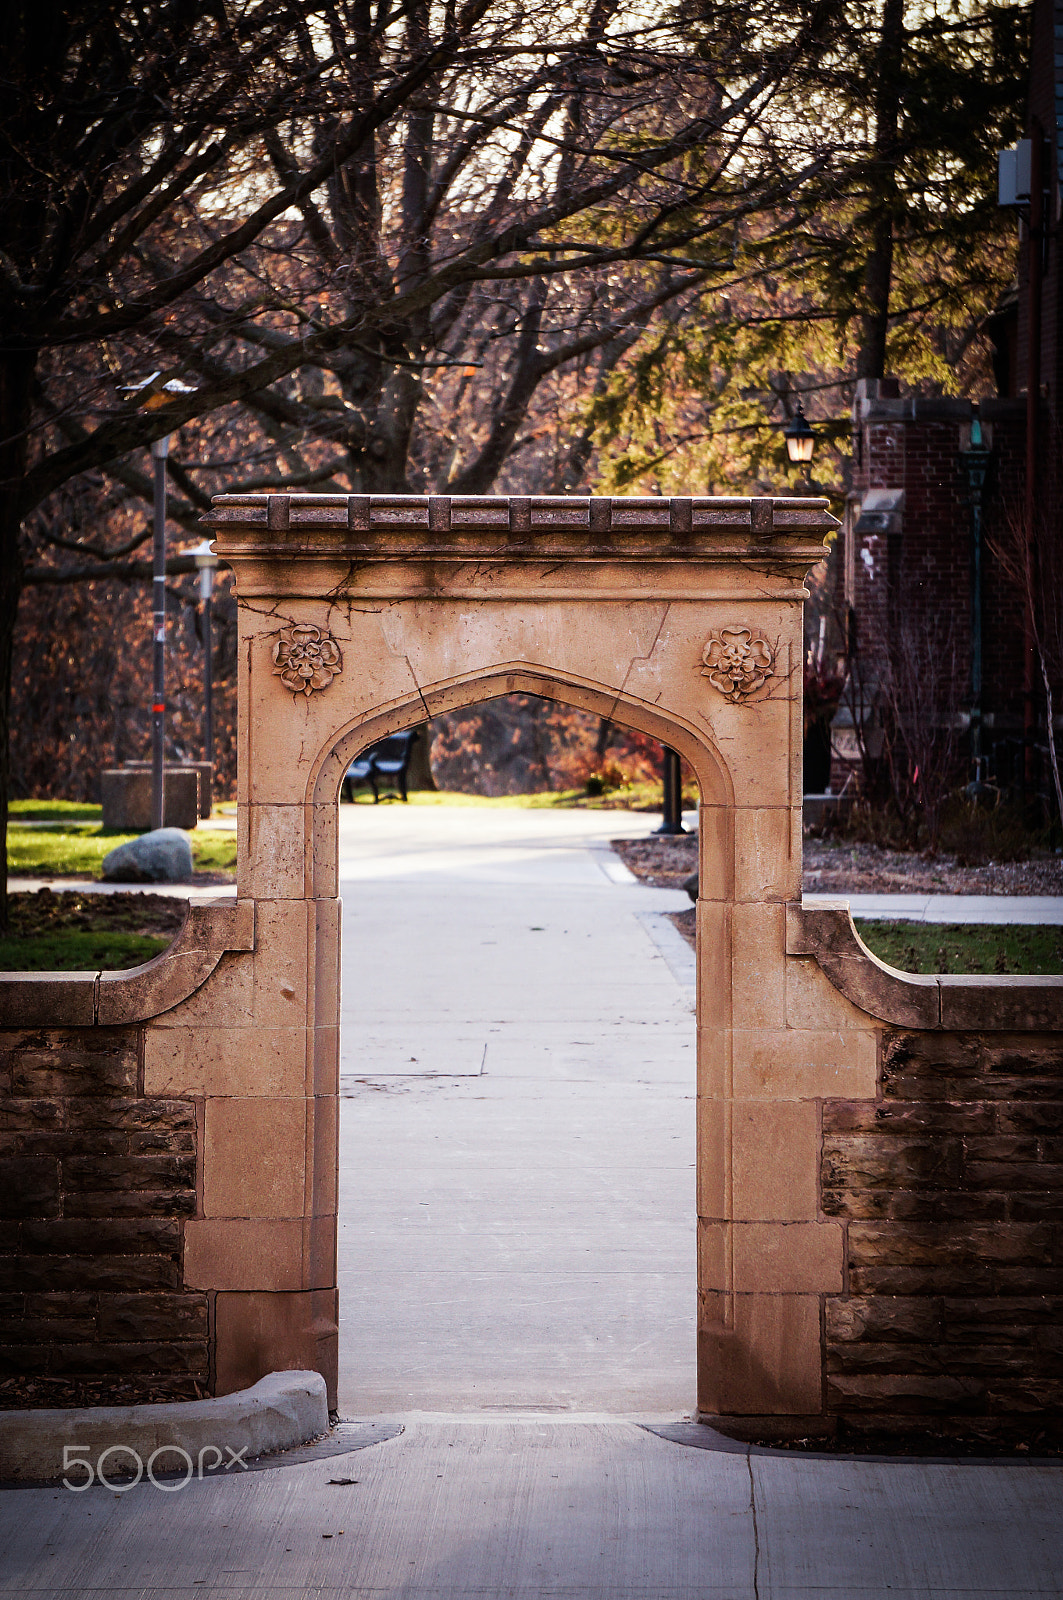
(336, 805, 697, 1415)
(2, 1418, 1061, 1598)
(806, 891, 1063, 923)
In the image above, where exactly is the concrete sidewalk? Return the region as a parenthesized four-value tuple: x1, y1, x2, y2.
(2, 1418, 1061, 1599)
(806, 890, 1063, 923)
(336, 805, 696, 1415)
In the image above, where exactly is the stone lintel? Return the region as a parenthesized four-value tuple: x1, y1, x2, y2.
(204, 493, 836, 583)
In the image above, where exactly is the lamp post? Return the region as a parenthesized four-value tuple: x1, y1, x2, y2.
(784, 401, 817, 485)
(149, 435, 170, 830)
(192, 540, 220, 796)
(117, 374, 195, 831)
(656, 746, 685, 835)
(960, 416, 992, 793)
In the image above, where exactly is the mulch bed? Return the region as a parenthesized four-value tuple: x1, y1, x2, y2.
(612, 834, 1063, 896)
(8, 887, 190, 939)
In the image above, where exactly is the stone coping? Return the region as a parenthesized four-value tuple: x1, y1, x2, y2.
(0, 898, 255, 1028)
(0, 1370, 327, 1484)
(788, 900, 1063, 1029)
(204, 492, 838, 568)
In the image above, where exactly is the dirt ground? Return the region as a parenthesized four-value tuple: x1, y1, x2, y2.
(612, 832, 1063, 896)
(7, 888, 188, 939)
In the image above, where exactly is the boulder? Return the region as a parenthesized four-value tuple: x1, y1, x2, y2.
(102, 828, 194, 884)
(683, 871, 699, 903)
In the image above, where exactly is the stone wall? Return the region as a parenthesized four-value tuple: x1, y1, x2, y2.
(822, 1027, 1063, 1446)
(0, 1026, 207, 1407)
(0, 901, 255, 1408)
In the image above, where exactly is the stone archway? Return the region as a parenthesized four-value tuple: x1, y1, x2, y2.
(199, 491, 842, 1418)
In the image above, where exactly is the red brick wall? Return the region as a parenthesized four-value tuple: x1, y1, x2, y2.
(839, 395, 1034, 776)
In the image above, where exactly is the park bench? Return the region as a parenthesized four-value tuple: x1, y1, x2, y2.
(341, 729, 419, 803)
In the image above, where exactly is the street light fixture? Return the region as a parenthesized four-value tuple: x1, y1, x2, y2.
(116, 374, 195, 831)
(192, 539, 220, 801)
(783, 401, 817, 470)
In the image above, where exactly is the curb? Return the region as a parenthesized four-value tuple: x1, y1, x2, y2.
(0, 1370, 328, 1484)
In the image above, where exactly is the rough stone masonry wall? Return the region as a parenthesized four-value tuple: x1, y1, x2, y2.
(822, 1027, 1063, 1446)
(0, 1025, 208, 1407)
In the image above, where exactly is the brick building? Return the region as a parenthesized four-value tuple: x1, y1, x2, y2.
(825, 0, 1062, 805)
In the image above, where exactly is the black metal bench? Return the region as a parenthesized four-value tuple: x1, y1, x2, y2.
(341, 730, 419, 803)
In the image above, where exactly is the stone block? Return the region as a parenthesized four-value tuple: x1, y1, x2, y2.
(0, 1157, 60, 1219)
(734, 806, 799, 903)
(183, 1218, 305, 1292)
(64, 1096, 196, 1132)
(695, 899, 731, 1038)
(732, 1029, 878, 1099)
(97, 900, 255, 1026)
(144, 1025, 307, 1097)
(203, 1098, 306, 1218)
(49, 1340, 210, 1378)
(826, 1340, 945, 1375)
(128, 1127, 197, 1155)
(821, 1133, 963, 1194)
(698, 1292, 822, 1415)
(10, 1036, 138, 1098)
(847, 1220, 1053, 1269)
(120, 760, 213, 818)
(0, 1254, 180, 1293)
(696, 1103, 728, 1217)
(63, 1189, 197, 1219)
(61, 1154, 196, 1193)
(239, 805, 307, 899)
(730, 902, 785, 1030)
(100, 768, 200, 832)
(825, 1372, 985, 1414)
(732, 1100, 819, 1221)
(0, 977, 97, 1030)
(0, 1099, 62, 1134)
(95, 1292, 209, 1342)
(939, 976, 1063, 1032)
(19, 1218, 181, 1256)
(786, 954, 879, 1031)
(732, 1221, 843, 1293)
(697, 1220, 729, 1292)
(214, 1288, 338, 1406)
(822, 1100, 993, 1136)
(825, 1294, 943, 1345)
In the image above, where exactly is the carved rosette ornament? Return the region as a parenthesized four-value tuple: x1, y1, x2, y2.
(701, 627, 774, 702)
(272, 622, 343, 696)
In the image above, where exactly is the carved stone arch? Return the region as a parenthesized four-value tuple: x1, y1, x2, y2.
(195, 491, 843, 1420)
(309, 663, 735, 901)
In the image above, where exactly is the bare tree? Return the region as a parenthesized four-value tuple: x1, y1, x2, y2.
(989, 503, 1063, 826)
(2, 0, 857, 922)
(880, 615, 964, 853)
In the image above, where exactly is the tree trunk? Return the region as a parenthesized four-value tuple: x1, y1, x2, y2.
(856, 0, 905, 380)
(0, 353, 34, 932)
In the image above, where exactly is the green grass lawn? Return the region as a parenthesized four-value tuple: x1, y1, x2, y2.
(855, 920, 1063, 975)
(8, 787, 677, 878)
(345, 783, 688, 811)
(0, 889, 187, 971)
(0, 931, 170, 971)
(8, 819, 237, 877)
